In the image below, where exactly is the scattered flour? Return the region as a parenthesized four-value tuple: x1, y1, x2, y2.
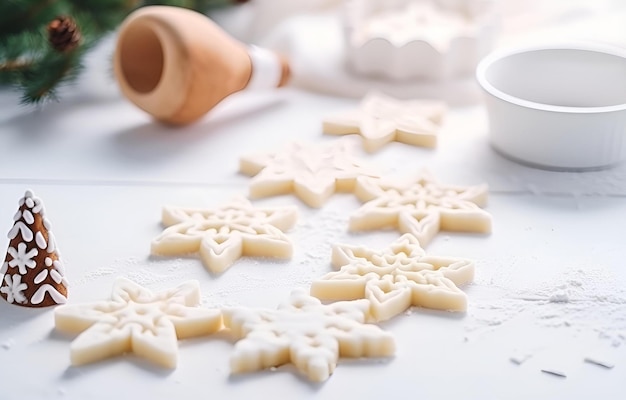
(466, 267, 626, 346)
(548, 288, 570, 303)
(73, 266, 117, 285)
(2, 338, 15, 350)
(509, 350, 532, 365)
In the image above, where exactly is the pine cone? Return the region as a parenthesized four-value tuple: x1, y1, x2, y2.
(47, 16, 81, 53)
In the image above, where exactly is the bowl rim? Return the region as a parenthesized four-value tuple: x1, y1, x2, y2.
(476, 43, 626, 114)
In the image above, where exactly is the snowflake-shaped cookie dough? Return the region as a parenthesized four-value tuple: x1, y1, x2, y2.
(151, 197, 298, 274)
(323, 92, 446, 152)
(311, 234, 474, 322)
(350, 171, 492, 247)
(54, 277, 221, 368)
(239, 140, 380, 208)
(223, 289, 395, 382)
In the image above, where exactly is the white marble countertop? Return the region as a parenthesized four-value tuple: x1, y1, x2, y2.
(1, 1, 625, 399)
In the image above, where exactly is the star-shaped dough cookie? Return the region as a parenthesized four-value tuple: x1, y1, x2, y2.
(54, 278, 222, 368)
(239, 141, 380, 208)
(223, 289, 395, 382)
(311, 234, 474, 321)
(323, 92, 446, 152)
(350, 172, 492, 247)
(151, 197, 298, 274)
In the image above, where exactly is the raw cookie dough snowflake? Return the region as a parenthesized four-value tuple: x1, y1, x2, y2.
(239, 140, 380, 208)
(311, 234, 474, 321)
(350, 171, 492, 247)
(222, 289, 395, 382)
(323, 92, 446, 152)
(54, 277, 222, 368)
(151, 197, 298, 274)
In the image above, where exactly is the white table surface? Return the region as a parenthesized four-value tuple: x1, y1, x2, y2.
(1, 2, 626, 399)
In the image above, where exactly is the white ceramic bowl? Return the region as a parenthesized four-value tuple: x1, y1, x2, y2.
(476, 44, 626, 170)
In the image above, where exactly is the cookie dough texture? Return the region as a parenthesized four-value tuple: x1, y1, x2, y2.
(222, 289, 395, 382)
(240, 140, 380, 208)
(151, 197, 298, 274)
(351, 172, 492, 247)
(323, 92, 446, 152)
(55, 277, 222, 368)
(311, 234, 474, 321)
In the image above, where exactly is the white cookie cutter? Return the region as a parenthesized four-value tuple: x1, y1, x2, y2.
(476, 43, 626, 171)
(343, 0, 496, 81)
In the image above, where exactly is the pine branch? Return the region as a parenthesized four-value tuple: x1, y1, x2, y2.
(0, 0, 247, 105)
(0, 31, 49, 62)
(0, 30, 49, 84)
(142, 0, 240, 11)
(0, 60, 34, 73)
(0, 0, 69, 36)
(17, 12, 100, 103)
(71, 0, 137, 33)
(18, 51, 78, 104)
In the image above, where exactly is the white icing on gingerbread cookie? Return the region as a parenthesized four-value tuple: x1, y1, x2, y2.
(222, 288, 395, 382)
(32, 284, 67, 305)
(323, 92, 446, 152)
(0, 274, 28, 304)
(7, 243, 38, 274)
(311, 234, 474, 321)
(151, 197, 298, 274)
(34, 269, 48, 284)
(8, 221, 33, 242)
(35, 231, 47, 249)
(350, 171, 491, 247)
(54, 277, 222, 368)
(239, 140, 380, 208)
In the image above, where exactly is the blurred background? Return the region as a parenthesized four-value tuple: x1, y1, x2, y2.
(1, 0, 625, 108)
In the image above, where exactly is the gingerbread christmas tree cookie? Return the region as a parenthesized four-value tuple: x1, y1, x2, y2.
(1, 190, 68, 307)
(323, 92, 446, 152)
